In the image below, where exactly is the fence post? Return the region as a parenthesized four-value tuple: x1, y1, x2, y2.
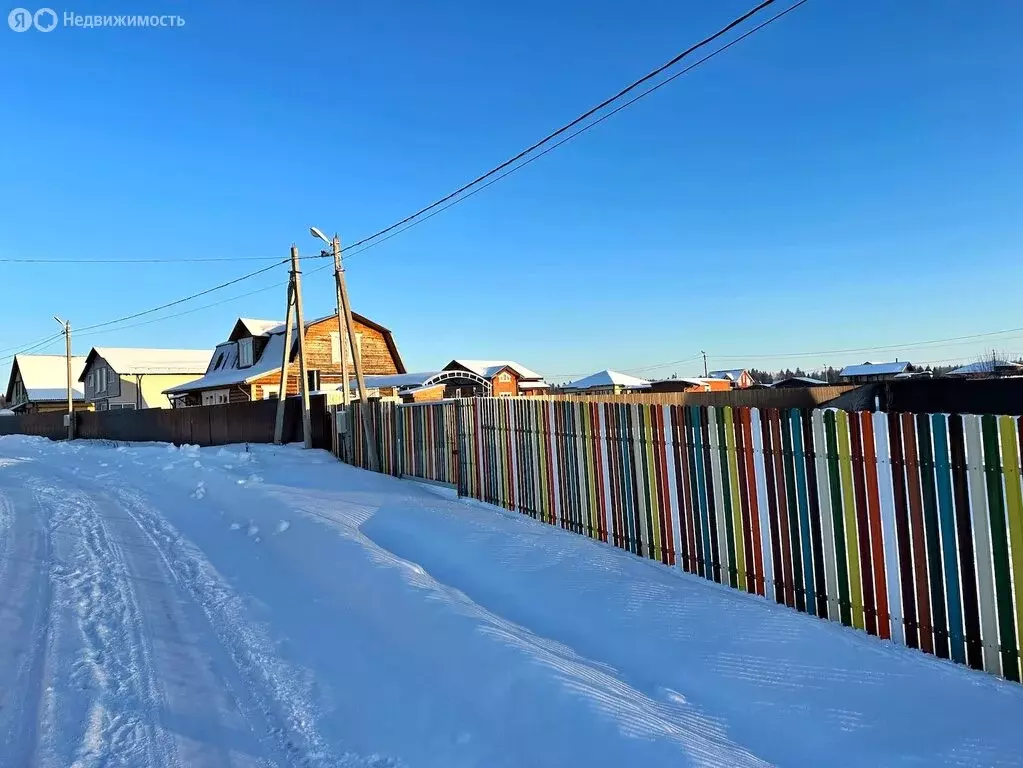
(396, 403, 405, 478)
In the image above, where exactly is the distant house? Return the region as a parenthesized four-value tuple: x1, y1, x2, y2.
(947, 360, 1023, 379)
(345, 369, 505, 402)
(563, 369, 651, 395)
(165, 312, 404, 407)
(771, 376, 828, 389)
(647, 377, 732, 393)
(5, 354, 88, 413)
(80, 347, 213, 410)
(708, 369, 755, 389)
(442, 360, 548, 398)
(839, 361, 911, 384)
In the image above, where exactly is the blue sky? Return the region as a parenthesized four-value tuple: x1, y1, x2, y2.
(2, 0, 1021, 385)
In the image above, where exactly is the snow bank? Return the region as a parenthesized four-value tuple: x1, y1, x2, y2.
(2, 436, 1022, 767)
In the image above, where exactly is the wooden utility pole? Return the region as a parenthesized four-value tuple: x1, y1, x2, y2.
(271, 247, 312, 448)
(332, 234, 379, 470)
(701, 350, 708, 378)
(331, 236, 350, 408)
(54, 315, 73, 440)
(273, 281, 296, 444)
(291, 245, 313, 449)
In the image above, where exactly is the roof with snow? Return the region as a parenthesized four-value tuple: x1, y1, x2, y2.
(235, 318, 281, 337)
(5, 354, 87, 405)
(840, 361, 911, 378)
(564, 370, 651, 391)
(947, 360, 1023, 376)
(708, 369, 749, 382)
(81, 347, 213, 378)
(446, 359, 542, 381)
(343, 369, 494, 393)
(163, 334, 289, 394)
(770, 376, 828, 387)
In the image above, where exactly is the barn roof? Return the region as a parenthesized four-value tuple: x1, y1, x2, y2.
(839, 361, 911, 377)
(564, 369, 651, 390)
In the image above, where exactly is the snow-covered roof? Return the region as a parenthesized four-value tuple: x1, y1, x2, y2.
(88, 347, 213, 376)
(840, 361, 911, 377)
(564, 370, 651, 391)
(8, 355, 87, 403)
(164, 334, 287, 394)
(708, 369, 748, 382)
(947, 360, 1023, 376)
(236, 318, 282, 337)
(519, 380, 550, 390)
(449, 359, 542, 380)
(347, 372, 441, 390)
(770, 376, 827, 387)
(0, 409, 15, 416)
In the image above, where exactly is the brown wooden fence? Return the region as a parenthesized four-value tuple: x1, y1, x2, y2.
(0, 396, 331, 448)
(536, 386, 854, 409)
(0, 411, 66, 440)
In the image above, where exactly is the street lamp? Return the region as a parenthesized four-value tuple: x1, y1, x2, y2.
(309, 227, 330, 246)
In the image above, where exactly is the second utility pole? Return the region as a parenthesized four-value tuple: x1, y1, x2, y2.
(331, 234, 379, 472)
(292, 245, 313, 449)
(54, 315, 73, 440)
(701, 350, 708, 378)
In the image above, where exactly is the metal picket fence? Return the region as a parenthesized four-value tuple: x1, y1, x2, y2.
(341, 397, 1023, 683)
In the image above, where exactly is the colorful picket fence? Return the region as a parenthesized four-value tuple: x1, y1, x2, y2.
(397, 401, 459, 485)
(346, 401, 459, 485)
(348, 399, 399, 475)
(344, 397, 1023, 682)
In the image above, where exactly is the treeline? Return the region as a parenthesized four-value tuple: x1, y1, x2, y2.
(746, 359, 1021, 385)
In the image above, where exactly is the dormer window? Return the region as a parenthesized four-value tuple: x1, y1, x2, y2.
(238, 337, 254, 368)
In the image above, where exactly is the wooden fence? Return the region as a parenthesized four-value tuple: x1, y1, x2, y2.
(343, 397, 1023, 683)
(348, 401, 458, 484)
(0, 397, 329, 448)
(0, 411, 66, 440)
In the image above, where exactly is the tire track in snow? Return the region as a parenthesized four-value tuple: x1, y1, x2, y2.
(0, 479, 56, 766)
(27, 477, 178, 768)
(106, 484, 357, 768)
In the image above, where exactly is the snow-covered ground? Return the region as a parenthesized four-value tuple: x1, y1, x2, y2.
(0, 435, 1021, 768)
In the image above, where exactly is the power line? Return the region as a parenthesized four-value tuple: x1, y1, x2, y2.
(75, 259, 288, 333)
(331, 1, 806, 266)
(0, 333, 66, 366)
(0, 331, 66, 357)
(709, 326, 1023, 362)
(0, 255, 283, 264)
(76, 280, 286, 340)
(336, 0, 793, 256)
(4, 0, 799, 362)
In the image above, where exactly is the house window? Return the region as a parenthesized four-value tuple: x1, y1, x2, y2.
(238, 338, 254, 368)
(307, 370, 321, 392)
(262, 385, 280, 400)
(98, 367, 107, 392)
(110, 403, 136, 410)
(202, 389, 230, 406)
(498, 372, 512, 383)
(499, 392, 512, 398)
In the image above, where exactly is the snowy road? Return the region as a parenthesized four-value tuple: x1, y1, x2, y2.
(0, 436, 1021, 767)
